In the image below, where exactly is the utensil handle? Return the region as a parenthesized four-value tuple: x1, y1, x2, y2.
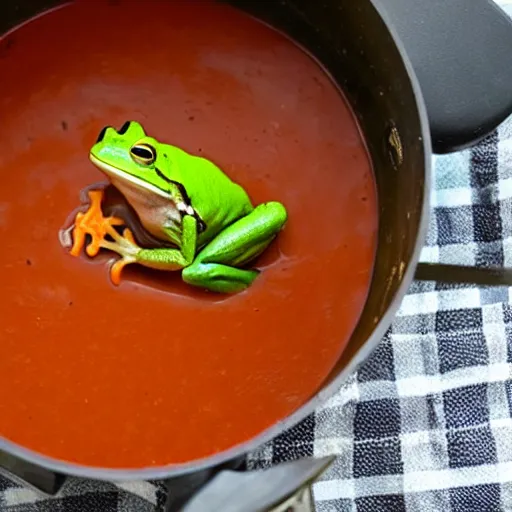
(415, 262, 512, 287)
(377, 0, 512, 154)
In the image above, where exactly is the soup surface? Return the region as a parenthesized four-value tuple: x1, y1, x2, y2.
(0, 0, 378, 468)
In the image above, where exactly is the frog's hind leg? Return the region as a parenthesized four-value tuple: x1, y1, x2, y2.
(182, 201, 287, 293)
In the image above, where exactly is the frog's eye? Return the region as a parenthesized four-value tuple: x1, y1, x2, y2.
(130, 143, 156, 166)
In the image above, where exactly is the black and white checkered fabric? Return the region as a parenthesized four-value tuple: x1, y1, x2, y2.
(2, 3, 512, 511)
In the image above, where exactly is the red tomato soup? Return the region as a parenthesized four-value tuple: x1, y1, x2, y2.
(0, 0, 378, 468)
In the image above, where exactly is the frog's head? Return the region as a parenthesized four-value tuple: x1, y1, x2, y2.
(89, 121, 172, 198)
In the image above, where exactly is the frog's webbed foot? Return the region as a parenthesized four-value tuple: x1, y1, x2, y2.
(70, 189, 119, 257)
(100, 225, 141, 285)
(69, 189, 141, 285)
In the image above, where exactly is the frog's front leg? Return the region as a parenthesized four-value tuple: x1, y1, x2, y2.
(182, 202, 287, 294)
(105, 215, 198, 284)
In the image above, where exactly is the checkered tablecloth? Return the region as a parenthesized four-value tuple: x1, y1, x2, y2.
(2, 3, 512, 511)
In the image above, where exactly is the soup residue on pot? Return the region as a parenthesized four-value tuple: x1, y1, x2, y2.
(0, 0, 378, 468)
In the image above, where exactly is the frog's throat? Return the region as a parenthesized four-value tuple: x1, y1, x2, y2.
(89, 153, 171, 200)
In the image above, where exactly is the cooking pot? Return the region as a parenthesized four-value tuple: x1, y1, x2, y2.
(1, 0, 512, 510)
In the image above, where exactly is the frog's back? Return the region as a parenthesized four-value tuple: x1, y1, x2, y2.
(174, 149, 254, 244)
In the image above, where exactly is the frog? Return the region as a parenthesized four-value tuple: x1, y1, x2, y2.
(86, 120, 288, 293)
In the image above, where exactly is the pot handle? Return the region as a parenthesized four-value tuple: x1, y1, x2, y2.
(378, 0, 512, 154)
(176, 456, 335, 512)
(0, 448, 66, 496)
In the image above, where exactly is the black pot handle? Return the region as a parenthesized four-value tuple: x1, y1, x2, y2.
(378, 0, 512, 154)
(0, 449, 66, 496)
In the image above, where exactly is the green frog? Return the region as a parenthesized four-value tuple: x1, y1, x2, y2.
(87, 121, 288, 293)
